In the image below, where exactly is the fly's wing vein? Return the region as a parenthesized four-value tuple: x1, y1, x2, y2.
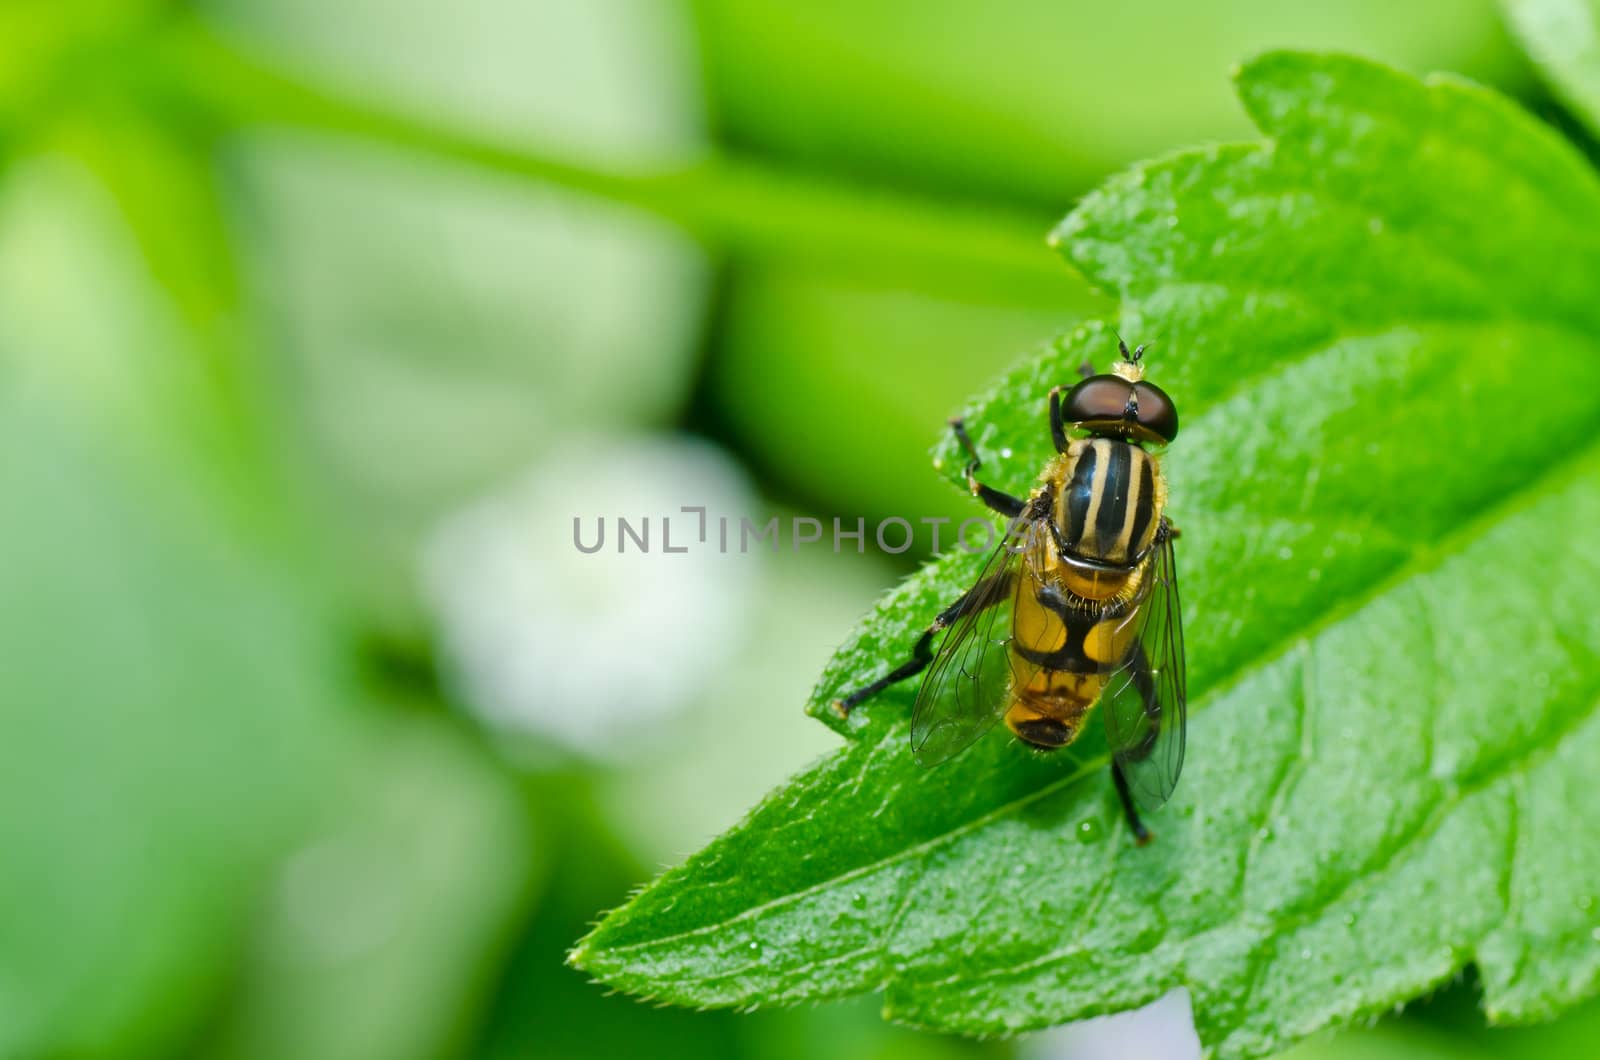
(909, 520, 1038, 766)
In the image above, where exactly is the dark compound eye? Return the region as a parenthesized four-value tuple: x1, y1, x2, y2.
(1061, 376, 1135, 425)
(1060, 375, 1179, 443)
(1132, 380, 1179, 443)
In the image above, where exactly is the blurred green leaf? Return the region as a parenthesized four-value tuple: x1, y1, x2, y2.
(140, 19, 1079, 304)
(692, 0, 1528, 204)
(155, 3, 712, 628)
(1503, 0, 1600, 137)
(572, 52, 1600, 1057)
(210, 715, 537, 1060)
(1279, 1023, 1495, 1060)
(0, 391, 346, 1057)
(0, 142, 349, 1055)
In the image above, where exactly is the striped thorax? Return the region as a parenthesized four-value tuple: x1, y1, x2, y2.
(1051, 437, 1167, 568)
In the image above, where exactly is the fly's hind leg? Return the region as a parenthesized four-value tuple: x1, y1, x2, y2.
(831, 571, 1013, 717)
(1110, 642, 1161, 845)
(1112, 763, 1153, 846)
(948, 418, 1025, 518)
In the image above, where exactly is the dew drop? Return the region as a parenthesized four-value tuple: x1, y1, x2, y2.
(748, 940, 761, 953)
(1077, 819, 1104, 844)
(1000, 447, 1014, 459)
(851, 893, 867, 909)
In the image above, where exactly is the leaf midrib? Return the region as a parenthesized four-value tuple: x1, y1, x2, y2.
(584, 425, 1600, 978)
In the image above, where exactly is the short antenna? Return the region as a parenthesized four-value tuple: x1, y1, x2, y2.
(1111, 325, 1131, 362)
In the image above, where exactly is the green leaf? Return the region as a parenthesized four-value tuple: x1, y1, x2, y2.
(1503, 0, 1600, 139)
(571, 51, 1600, 1059)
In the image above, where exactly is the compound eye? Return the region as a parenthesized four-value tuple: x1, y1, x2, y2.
(1132, 381, 1179, 443)
(1061, 376, 1135, 425)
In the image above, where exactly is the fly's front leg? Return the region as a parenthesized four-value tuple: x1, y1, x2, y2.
(1046, 361, 1094, 453)
(831, 571, 1013, 717)
(1048, 387, 1070, 454)
(948, 418, 1025, 518)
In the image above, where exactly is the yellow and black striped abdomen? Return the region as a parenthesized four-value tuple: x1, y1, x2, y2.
(1053, 438, 1164, 566)
(1003, 567, 1144, 750)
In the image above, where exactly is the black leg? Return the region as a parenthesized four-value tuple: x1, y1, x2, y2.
(1048, 386, 1070, 454)
(831, 571, 1013, 717)
(1112, 763, 1152, 846)
(1076, 359, 1095, 380)
(948, 418, 1025, 518)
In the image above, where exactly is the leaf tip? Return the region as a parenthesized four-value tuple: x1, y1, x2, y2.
(1233, 49, 1428, 138)
(1230, 49, 1319, 130)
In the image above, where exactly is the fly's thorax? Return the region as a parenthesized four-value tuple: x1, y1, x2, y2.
(1048, 437, 1166, 567)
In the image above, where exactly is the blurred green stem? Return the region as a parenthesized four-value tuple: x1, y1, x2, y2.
(138, 20, 1106, 309)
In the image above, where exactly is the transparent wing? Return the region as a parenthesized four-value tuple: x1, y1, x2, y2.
(910, 520, 1042, 767)
(1100, 522, 1187, 810)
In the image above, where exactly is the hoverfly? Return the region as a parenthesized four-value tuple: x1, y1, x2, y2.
(832, 340, 1185, 843)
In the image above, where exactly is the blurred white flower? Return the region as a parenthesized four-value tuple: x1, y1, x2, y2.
(1023, 990, 1200, 1060)
(423, 435, 759, 759)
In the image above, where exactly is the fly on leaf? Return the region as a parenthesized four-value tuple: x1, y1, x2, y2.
(833, 340, 1187, 843)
